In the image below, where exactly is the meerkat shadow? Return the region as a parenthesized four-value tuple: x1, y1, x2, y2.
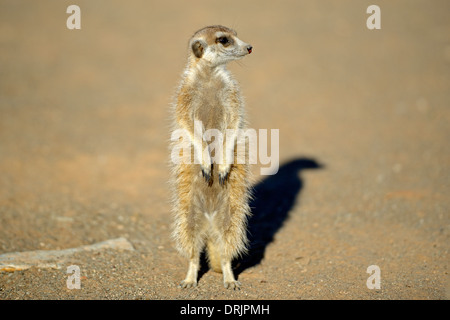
(234, 157, 323, 277)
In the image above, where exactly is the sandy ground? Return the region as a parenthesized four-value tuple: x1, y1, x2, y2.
(0, 0, 449, 300)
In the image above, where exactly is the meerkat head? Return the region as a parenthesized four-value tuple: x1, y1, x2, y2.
(188, 25, 252, 66)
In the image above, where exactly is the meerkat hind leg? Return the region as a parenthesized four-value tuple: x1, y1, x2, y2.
(180, 254, 200, 288)
(222, 259, 240, 290)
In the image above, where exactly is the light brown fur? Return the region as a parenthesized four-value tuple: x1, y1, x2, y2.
(169, 25, 253, 289)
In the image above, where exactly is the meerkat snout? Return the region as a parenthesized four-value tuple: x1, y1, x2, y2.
(247, 45, 253, 54)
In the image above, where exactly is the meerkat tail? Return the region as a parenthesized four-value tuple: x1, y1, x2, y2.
(206, 238, 223, 273)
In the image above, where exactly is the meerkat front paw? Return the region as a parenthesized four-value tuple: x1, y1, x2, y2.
(218, 164, 231, 186)
(201, 164, 212, 184)
(218, 171, 229, 186)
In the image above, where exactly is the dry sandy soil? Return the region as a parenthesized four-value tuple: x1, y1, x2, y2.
(0, 0, 449, 300)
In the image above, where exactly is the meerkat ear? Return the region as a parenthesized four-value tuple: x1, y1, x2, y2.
(191, 40, 206, 58)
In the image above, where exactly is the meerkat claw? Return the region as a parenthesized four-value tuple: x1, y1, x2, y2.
(202, 168, 212, 184)
(219, 171, 229, 186)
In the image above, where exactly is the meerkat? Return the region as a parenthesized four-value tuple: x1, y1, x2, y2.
(169, 25, 253, 289)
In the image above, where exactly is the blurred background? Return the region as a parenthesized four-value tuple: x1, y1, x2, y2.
(0, 0, 449, 299)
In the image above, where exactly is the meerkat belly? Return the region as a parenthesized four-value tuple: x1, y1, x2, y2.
(194, 74, 233, 129)
(197, 102, 226, 131)
(196, 93, 229, 131)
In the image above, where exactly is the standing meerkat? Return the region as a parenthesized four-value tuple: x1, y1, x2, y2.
(170, 25, 253, 289)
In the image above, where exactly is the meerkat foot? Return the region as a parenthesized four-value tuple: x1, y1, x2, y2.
(180, 258, 199, 289)
(224, 280, 241, 290)
(222, 260, 240, 289)
(179, 279, 197, 289)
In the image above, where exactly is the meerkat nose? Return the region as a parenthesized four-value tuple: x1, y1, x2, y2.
(247, 45, 253, 54)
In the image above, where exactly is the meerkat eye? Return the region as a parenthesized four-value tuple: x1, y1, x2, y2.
(217, 36, 229, 45)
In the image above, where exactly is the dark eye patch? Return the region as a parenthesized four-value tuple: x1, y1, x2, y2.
(216, 36, 231, 46)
